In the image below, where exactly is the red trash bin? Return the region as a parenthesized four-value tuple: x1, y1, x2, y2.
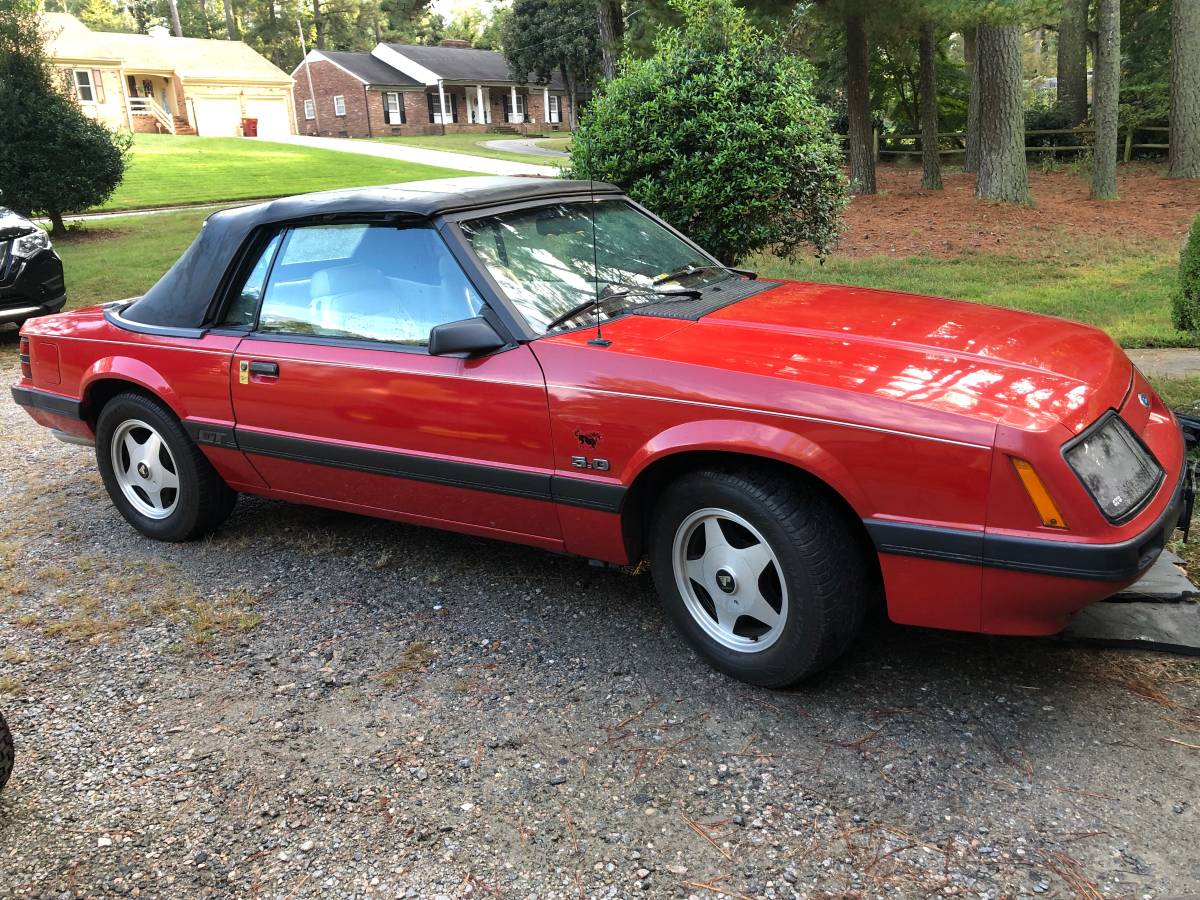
(241, 117, 258, 137)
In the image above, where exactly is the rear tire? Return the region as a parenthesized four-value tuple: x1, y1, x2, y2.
(95, 392, 236, 541)
(650, 467, 868, 687)
(0, 711, 13, 793)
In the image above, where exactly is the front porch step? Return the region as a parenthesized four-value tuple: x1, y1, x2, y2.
(173, 116, 196, 136)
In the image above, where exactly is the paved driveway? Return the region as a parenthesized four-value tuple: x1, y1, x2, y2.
(267, 134, 559, 178)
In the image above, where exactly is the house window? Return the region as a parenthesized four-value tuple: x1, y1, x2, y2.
(73, 69, 94, 103)
(383, 91, 405, 125)
(548, 94, 560, 124)
(333, 95, 346, 117)
(426, 92, 458, 125)
(502, 92, 526, 123)
(304, 98, 315, 120)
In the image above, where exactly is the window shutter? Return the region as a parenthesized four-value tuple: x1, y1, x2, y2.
(502, 93, 511, 120)
(92, 70, 105, 104)
(382, 93, 391, 125)
(399, 93, 406, 124)
(450, 93, 458, 123)
(426, 93, 435, 123)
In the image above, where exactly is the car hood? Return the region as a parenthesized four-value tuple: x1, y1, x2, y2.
(542, 280, 1132, 444)
(698, 281, 1130, 433)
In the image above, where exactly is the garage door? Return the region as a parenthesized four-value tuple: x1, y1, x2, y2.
(191, 97, 242, 137)
(245, 98, 292, 138)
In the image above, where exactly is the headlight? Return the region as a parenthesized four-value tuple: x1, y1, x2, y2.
(10, 230, 51, 259)
(1065, 413, 1163, 521)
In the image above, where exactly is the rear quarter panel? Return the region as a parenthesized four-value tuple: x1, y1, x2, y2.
(18, 307, 262, 487)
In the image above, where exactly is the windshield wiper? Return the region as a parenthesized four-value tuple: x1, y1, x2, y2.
(544, 297, 605, 332)
(543, 286, 703, 332)
(651, 264, 757, 286)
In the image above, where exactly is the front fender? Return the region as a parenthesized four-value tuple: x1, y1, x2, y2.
(624, 418, 872, 516)
(80, 357, 189, 420)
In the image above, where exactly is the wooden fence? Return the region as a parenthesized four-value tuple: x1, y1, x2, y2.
(874, 125, 1170, 162)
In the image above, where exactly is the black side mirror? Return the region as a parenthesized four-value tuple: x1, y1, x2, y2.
(428, 316, 507, 357)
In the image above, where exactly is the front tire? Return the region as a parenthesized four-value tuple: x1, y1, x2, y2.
(650, 467, 868, 687)
(96, 392, 236, 541)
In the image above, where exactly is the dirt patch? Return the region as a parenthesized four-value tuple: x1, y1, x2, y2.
(839, 163, 1200, 259)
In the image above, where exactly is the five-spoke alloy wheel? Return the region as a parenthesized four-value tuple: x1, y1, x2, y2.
(651, 467, 870, 687)
(96, 392, 236, 542)
(673, 508, 788, 653)
(110, 418, 181, 520)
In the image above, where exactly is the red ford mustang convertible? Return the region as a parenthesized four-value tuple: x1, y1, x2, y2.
(12, 177, 1189, 686)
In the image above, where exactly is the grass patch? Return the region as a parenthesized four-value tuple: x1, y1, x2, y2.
(376, 640, 435, 686)
(535, 137, 572, 153)
(372, 131, 567, 167)
(750, 239, 1185, 348)
(1148, 375, 1200, 413)
(98, 134, 471, 212)
(0, 676, 24, 696)
(56, 209, 212, 309)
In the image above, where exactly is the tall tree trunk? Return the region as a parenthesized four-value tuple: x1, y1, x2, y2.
(167, 0, 183, 36)
(313, 0, 325, 49)
(223, 0, 239, 39)
(197, 0, 212, 38)
(1091, 0, 1119, 198)
(47, 211, 66, 238)
(563, 68, 578, 130)
(1057, 0, 1090, 124)
(597, 1, 623, 80)
(976, 24, 1030, 203)
(919, 22, 942, 190)
(845, 13, 875, 194)
(964, 27, 980, 173)
(1170, 0, 1200, 178)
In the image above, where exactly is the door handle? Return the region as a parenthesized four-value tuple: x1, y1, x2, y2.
(248, 361, 279, 377)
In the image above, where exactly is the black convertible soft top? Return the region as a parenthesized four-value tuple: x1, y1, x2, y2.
(121, 176, 623, 329)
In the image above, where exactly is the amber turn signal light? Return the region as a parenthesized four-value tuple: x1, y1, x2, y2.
(1010, 457, 1067, 529)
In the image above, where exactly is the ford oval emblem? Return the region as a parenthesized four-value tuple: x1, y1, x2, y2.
(1138, 392, 1151, 409)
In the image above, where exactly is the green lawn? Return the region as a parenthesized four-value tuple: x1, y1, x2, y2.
(749, 240, 1187, 348)
(99, 135, 471, 212)
(534, 137, 572, 153)
(372, 132, 569, 167)
(57, 210, 212, 307)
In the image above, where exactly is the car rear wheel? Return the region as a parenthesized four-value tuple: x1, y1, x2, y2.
(0, 711, 13, 793)
(96, 392, 236, 541)
(650, 467, 868, 687)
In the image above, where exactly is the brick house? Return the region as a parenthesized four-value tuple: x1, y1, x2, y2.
(44, 12, 295, 139)
(292, 41, 572, 139)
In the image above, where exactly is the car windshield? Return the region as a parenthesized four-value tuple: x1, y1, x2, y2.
(458, 199, 728, 335)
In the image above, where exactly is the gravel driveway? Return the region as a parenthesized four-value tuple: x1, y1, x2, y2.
(1, 336, 1198, 898)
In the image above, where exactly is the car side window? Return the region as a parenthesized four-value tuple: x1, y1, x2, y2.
(255, 223, 484, 347)
(223, 233, 282, 327)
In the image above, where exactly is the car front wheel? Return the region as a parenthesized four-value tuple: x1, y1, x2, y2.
(96, 392, 236, 541)
(650, 467, 868, 687)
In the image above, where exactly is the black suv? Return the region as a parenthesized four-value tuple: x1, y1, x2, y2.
(1, 208, 66, 329)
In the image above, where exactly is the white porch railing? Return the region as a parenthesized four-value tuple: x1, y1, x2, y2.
(127, 97, 175, 134)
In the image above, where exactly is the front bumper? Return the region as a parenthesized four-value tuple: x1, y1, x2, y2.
(981, 461, 1188, 582)
(0, 293, 66, 326)
(0, 248, 66, 325)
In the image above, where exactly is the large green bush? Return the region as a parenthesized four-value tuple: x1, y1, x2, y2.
(0, 1, 130, 234)
(566, 0, 846, 262)
(1172, 214, 1200, 336)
